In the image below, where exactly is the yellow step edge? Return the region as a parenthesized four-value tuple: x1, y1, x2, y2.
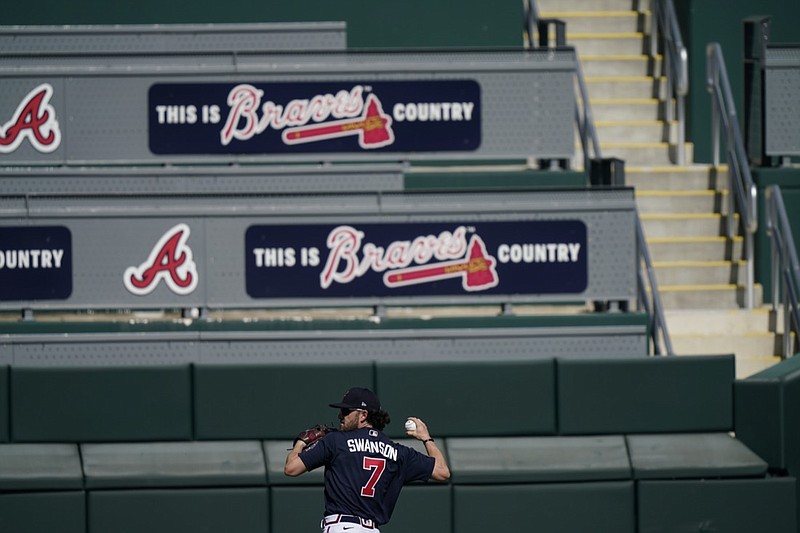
(653, 260, 746, 267)
(569, 32, 644, 39)
(636, 189, 720, 196)
(582, 54, 662, 60)
(541, 11, 643, 18)
(657, 284, 739, 292)
(640, 213, 726, 220)
(646, 236, 742, 243)
(586, 76, 666, 82)
(595, 120, 673, 126)
(627, 165, 729, 172)
(591, 98, 661, 104)
(602, 142, 670, 147)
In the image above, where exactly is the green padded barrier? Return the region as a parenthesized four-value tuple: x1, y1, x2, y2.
(0, 366, 8, 442)
(89, 488, 269, 533)
(735, 356, 800, 473)
(626, 433, 767, 480)
(787, 369, 800, 479)
(637, 477, 797, 533)
(447, 436, 630, 484)
(380, 484, 452, 533)
(376, 359, 555, 438)
(557, 355, 734, 435)
(0, 444, 83, 491)
(193, 363, 373, 440)
(11, 365, 192, 442)
(0, 491, 85, 533)
(271, 486, 327, 533)
(735, 379, 784, 468)
(82, 441, 266, 489)
(453, 481, 635, 533)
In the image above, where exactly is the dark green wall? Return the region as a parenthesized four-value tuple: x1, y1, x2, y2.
(4, 0, 523, 49)
(675, 0, 800, 163)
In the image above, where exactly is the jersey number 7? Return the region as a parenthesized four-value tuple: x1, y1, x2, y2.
(360, 457, 386, 497)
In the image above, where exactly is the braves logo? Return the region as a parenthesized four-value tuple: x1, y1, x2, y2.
(220, 84, 394, 150)
(123, 223, 198, 296)
(320, 225, 499, 291)
(0, 83, 61, 154)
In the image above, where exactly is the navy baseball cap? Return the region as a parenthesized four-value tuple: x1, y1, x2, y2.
(330, 387, 381, 413)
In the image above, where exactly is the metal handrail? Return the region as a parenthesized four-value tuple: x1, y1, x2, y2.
(765, 185, 800, 358)
(524, 0, 601, 170)
(637, 210, 674, 355)
(706, 42, 758, 309)
(650, 0, 688, 165)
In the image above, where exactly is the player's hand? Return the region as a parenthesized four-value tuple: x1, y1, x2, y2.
(405, 416, 432, 441)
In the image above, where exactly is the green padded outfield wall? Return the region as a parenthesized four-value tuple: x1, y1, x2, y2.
(674, 0, 800, 163)
(3, 0, 523, 49)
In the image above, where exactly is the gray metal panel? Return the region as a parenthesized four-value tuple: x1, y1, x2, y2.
(0, 188, 636, 311)
(0, 49, 577, 165)
(1, 326, 648, 367)
(9, 339, 199, 367)
(0, 164, 405, 195)
(0, 22, 346, 53)
(765, 46, 800, 156)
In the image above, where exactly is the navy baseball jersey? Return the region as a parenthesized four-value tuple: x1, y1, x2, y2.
(299, 427, 435, 525)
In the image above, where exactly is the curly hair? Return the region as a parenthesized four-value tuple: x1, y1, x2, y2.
(367, 409, 391, 431)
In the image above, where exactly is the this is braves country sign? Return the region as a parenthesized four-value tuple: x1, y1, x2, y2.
(246, 221, 587, 298)
(149, 80, 481, 155)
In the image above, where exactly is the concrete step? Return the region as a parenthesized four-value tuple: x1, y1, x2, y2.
(537, 0, 649, 12)
(645, 236, 743, 261)
(568, 33, 647, 56)
(625, 165, 727, 191)
(539, 11, 649, 33)
(598, 142, 687, 166)
(663, 308, 789, 378)
(653, 260, 745, 286)
(656, 283, 762, 309)
(670, 332, 778, 358)
(635, 189, 725, 214)
(734, 355, 784, 378)
(594, 120, 676, 143)
(589, 98, 664, 121)
(665, 308, 779, 335)
(640, 213, 733, 238)
(581, 55, 661, 77)
(586, 76, 666, 99)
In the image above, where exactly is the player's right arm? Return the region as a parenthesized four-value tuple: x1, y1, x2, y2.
(406, 417, 450, 481)
(423, 439, 450, 481)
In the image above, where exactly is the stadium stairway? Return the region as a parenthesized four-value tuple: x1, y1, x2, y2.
(536, 0, 782, 377)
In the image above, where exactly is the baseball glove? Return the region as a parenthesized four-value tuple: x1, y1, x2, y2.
(294, 424, 336, 446)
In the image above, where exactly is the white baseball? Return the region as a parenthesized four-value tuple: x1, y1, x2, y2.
(404, 419, 417, 432)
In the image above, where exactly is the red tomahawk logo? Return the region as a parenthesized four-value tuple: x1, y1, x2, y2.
(384, 235, 499, 291)
(282, 94, 395, 149)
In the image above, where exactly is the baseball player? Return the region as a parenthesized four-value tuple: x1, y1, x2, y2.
(284, 387, 450, 532)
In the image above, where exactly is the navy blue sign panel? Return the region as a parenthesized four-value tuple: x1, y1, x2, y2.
(245, 221, 587, 298)
(149, 80, 481, 155)
(0, 226, 72, 301)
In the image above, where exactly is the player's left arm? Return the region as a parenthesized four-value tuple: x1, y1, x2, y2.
(284, 441, 308, 477)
